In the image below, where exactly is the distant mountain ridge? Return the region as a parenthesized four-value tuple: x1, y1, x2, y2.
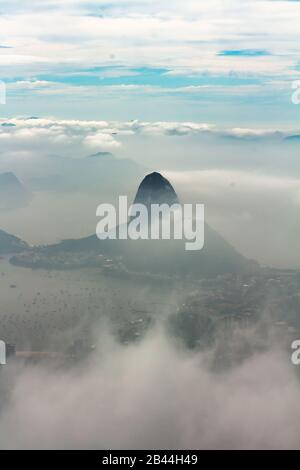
(0, 172, 32, 210)
(28, 152, 147, 194)
(0, 229, 28, 254)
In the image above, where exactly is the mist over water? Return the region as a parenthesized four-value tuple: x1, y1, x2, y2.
(0, 250, 299, 449)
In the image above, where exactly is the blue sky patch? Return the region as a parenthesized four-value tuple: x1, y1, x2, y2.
(218, 49, 271, 57)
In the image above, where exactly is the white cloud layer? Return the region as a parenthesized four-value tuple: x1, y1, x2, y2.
(1, 116, 299, 150)
(0, 327, 300, 449)
(0, 0, 299, 78)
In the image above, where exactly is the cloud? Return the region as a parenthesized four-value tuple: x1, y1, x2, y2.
(0, 1, 299, 79)
(165, 168, 300, 268)
(0, 0, 299, 122)
(84, 132, 121, 149)
(0, 326, 300, 449)
(135, 121, 215, 136)
(0, 118, 122, 156)
(9, 80, 55, 90)
(0, 117, 299, 157)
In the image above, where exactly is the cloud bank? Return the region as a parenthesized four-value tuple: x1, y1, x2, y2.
(0, 327, 299, 449)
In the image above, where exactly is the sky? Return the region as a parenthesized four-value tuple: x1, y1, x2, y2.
(0, 0, 300, 124)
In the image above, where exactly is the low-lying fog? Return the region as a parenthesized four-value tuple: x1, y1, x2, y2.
(1, 321, 300, 449)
